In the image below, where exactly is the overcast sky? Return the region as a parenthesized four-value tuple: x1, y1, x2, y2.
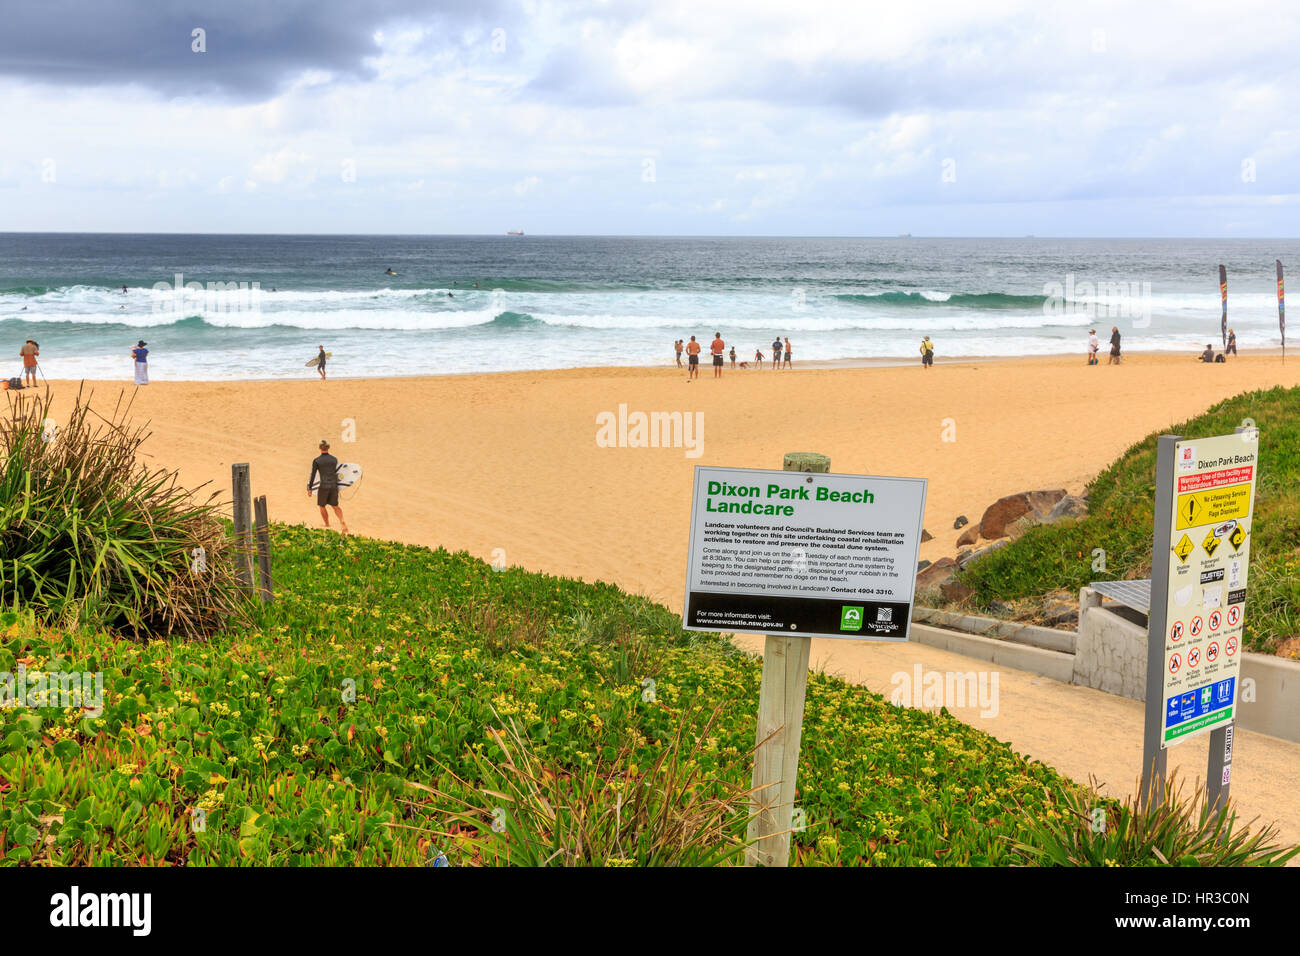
(1, 0, 1297, 236)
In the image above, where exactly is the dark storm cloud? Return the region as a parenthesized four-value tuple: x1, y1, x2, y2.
(0, 0, 504, 98)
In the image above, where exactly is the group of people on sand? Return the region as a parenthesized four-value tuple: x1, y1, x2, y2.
(1085, 327, 1124, 365)
(1198, 328, 1238, 364)
(1083, 325, 1240, 366)
(13, 338, 150, 387)
(674, 335, 794, 378)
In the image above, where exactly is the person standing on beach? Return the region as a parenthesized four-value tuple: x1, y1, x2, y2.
(771, 337, 783, 369)
(19, 338, 39, 387)
(755, 347, 764, 367)
(1087, 329, 1100, 365)
(308, 440, 348, 533)
(1108, 326, 1122, 365)
(1226, 328, 1237, 356)
(674, 339, 683, 367)
(131, 340, 149, 385)
(729, 345, 736, 368)
(783, 337, 792, 368)
(920, 336, 934, 369)
(710, 332, 725, 379)
(316, 345, 328, 381)
(685, 335, 701, 381)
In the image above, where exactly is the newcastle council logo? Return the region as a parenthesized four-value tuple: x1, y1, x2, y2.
(840, 606, 864, 631)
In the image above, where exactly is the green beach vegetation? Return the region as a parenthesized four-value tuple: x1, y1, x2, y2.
(1, 526, 1294, 866)
(954, 385, 1300, 656)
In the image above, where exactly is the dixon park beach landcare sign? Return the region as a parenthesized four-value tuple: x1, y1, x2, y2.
(682, 466, 927, 640)
(1159, 432, 1258, 748)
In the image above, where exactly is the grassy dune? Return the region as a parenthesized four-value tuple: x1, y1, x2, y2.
(956, 385, 1300, 655)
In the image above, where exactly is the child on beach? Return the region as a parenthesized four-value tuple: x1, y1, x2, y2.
(686, 335, 701, 381)
(674, 340, 683, 367)
(755, 348, 764, 367)
(783, 337, 792, 368)
(729, 346, 736, 368)
(20, 339, 38, 387)
(131, 340, 149, 385)
(308, 440, 349, 534)
(1227, 329, 1237, 356)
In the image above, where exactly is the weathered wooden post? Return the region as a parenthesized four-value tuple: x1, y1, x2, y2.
(745, 451, 830, 867)
(231, 463, 253, 594)
(253, 494, 273, 602)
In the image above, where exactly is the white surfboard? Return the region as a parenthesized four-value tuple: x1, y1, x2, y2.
(310, 462, 362, 491)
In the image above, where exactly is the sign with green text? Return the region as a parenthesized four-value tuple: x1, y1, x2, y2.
(682, 466, 927, 640)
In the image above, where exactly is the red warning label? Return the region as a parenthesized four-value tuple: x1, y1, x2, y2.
(1178, 466, 1253, 494)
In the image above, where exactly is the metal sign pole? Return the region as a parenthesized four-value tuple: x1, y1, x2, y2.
(1140, 435, 1179, 807)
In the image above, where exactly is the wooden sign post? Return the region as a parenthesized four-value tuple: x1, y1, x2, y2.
(231, 463, 254, 594)
(746, 451, 829, 867)
(253, 494, 274, 603)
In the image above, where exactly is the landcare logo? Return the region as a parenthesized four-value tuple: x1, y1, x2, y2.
(839, 605, 863, 631)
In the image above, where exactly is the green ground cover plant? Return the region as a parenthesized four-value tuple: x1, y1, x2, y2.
(1, 526, 1292, 865)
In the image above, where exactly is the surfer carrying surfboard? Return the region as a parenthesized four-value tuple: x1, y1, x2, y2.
(316, 345, 327, 380)
(308, 440, 349, 534)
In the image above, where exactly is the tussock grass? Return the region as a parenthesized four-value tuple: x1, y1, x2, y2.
(0, 387, 245, 639)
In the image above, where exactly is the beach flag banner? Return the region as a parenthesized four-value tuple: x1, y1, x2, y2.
(1278, 259, 1286, 362)
(682, 466, 927, 641)
(1143, 431, 1258, 811)
(1219, 264, 1228, 348)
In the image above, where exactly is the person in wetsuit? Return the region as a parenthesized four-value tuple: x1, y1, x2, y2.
(308, 440, 348, 533)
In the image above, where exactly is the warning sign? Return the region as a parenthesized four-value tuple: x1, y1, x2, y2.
(1201, 529, 1219, 557)
(1229, 525, 1246, 551)
(1159, 432, 1257, 747)
(1176, 484, 1252, 530)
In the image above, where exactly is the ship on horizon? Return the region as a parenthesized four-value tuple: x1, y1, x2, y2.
(506, 228, 524, 236)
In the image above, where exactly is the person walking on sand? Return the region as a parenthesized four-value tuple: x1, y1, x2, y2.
(19, 338, 39, 387)
(783, 337, 792, 368)
(771, 336, 783, 369)
(1226, 328, 1237, 356)
(131, 340, 149, 385)
(920, 336, 934, 369)
(685, 335, 701, 381)
(315, 345, 328, 381)
(1087, 329, 1100, 365)
(729, 345, 736, 369)
(1108, 326, 1122, 365)
(308, 440, 349, 533)
(674, 339, 683, 367)
(755, 347, 764, 368)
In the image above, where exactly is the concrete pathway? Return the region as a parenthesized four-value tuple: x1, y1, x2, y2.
(732, 633, 1300, 857)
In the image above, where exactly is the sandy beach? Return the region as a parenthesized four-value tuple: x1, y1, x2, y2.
(38, 352, 1300, 607)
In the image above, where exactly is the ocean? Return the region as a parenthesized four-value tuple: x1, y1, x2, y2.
(0, 234, 1292, 381)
